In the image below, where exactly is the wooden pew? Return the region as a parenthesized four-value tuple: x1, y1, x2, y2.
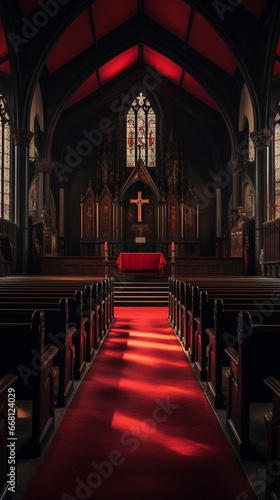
(185, 282, 280, 375)
(0, 288, 89, 377)
(263, 376, 280, 500)
(168, 277, 177, 329)
(0, 299, 76, 407)
(193, 291, 213, 381)
(109, 276, 115, 323)
(0, 277, 112, 379)
(225, 311, 280, 458)
(0, 276, 114, 400)
(205, 297, 280, 409)
(107, 277, 115, 327)
(187, 285, 200, 362)
(68, 290, 87, 380)
(45, 299, 76, 406)
(0, 311, 59, 457)
(83, 284, 96, 361)
(2, 300, 75, 402)
(0, 373, 18, 500)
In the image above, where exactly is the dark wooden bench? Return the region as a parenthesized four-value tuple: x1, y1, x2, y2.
(188, 284, 280, 369)
(205, 299, 280, 409)
(263, 376, 280, 500)
(0, 311, 59, 457)
(193, 291, 213, 381)
(0, 288, 93, 378)
(68, 290, 87, 380)
(225, 311, 280, 458)
(0, 299, 76, 407)
(0, 277, 114, 378)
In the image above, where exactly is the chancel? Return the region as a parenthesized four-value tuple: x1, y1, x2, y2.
(0, 1, 280, 500)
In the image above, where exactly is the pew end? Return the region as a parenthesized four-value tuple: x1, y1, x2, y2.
(225, 312, 280, 460)
(264, 376, 280, 500)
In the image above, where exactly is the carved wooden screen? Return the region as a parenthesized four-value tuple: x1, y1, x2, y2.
(99, 194, 111, 238)
(168, 194, 179, 238)
(81, 184, 95, 238)
(184, 186, 197, 238)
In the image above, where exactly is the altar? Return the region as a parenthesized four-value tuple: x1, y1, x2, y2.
(116, 252, 166, 274)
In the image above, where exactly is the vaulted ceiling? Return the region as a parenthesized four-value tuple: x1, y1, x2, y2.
(0, 0, 279, 152)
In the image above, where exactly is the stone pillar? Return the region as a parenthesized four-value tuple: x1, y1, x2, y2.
(250, 128, 273, 273)
(227, 159, 242, 210)
(35, 157, 53, 219)
(13, 129, 34, 274)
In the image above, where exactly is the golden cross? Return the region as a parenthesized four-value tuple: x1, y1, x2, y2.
(130, 191, 149, 222)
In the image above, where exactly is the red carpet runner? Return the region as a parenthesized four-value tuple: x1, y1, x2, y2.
(23, 307, 256, 500)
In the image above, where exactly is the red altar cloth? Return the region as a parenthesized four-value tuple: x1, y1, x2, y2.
(116, 252, 166, 274)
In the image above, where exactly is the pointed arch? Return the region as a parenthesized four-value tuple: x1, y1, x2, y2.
(238, 83, 255, 162)
(124, 85, 162, 168)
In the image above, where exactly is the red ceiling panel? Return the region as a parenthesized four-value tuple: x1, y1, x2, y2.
(144, 0, 191, 42)
(46, 11, 94, 73)
(65, 72, 99, 110)
(17, 0, 42, 15)
(99, 45, 138, 85)
(92, 0, 138, 40)
(242, 0, 268, 18)
(272, 37, 280, 77)
(143, 46, 182, 86)
(0, 18, 8, 59)
(0, 61, 11, 75)
(188, 12, 236, 75)
(273, 61, 280, 78)
(182, 72, 218, 111)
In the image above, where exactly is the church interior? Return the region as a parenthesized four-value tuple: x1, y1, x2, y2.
(0, 0, 280, 499)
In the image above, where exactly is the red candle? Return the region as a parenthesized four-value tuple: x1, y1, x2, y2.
(171, 242, 175, 251)
(104, 242, 108, 251)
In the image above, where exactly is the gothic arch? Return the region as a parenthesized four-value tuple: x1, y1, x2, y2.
(120, 160, 160, 240)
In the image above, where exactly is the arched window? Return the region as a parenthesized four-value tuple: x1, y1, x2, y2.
(0, 95, 11, 219)
(126, 91, 156, 168)
(274, 106, 280, 218)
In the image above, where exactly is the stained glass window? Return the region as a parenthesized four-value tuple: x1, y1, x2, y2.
(275, 108, 280, 218)
(0, 96, 11, 219)
(126, 92, 156, 167)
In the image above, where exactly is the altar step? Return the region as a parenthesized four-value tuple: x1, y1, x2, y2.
(113, 274, 169, 306)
